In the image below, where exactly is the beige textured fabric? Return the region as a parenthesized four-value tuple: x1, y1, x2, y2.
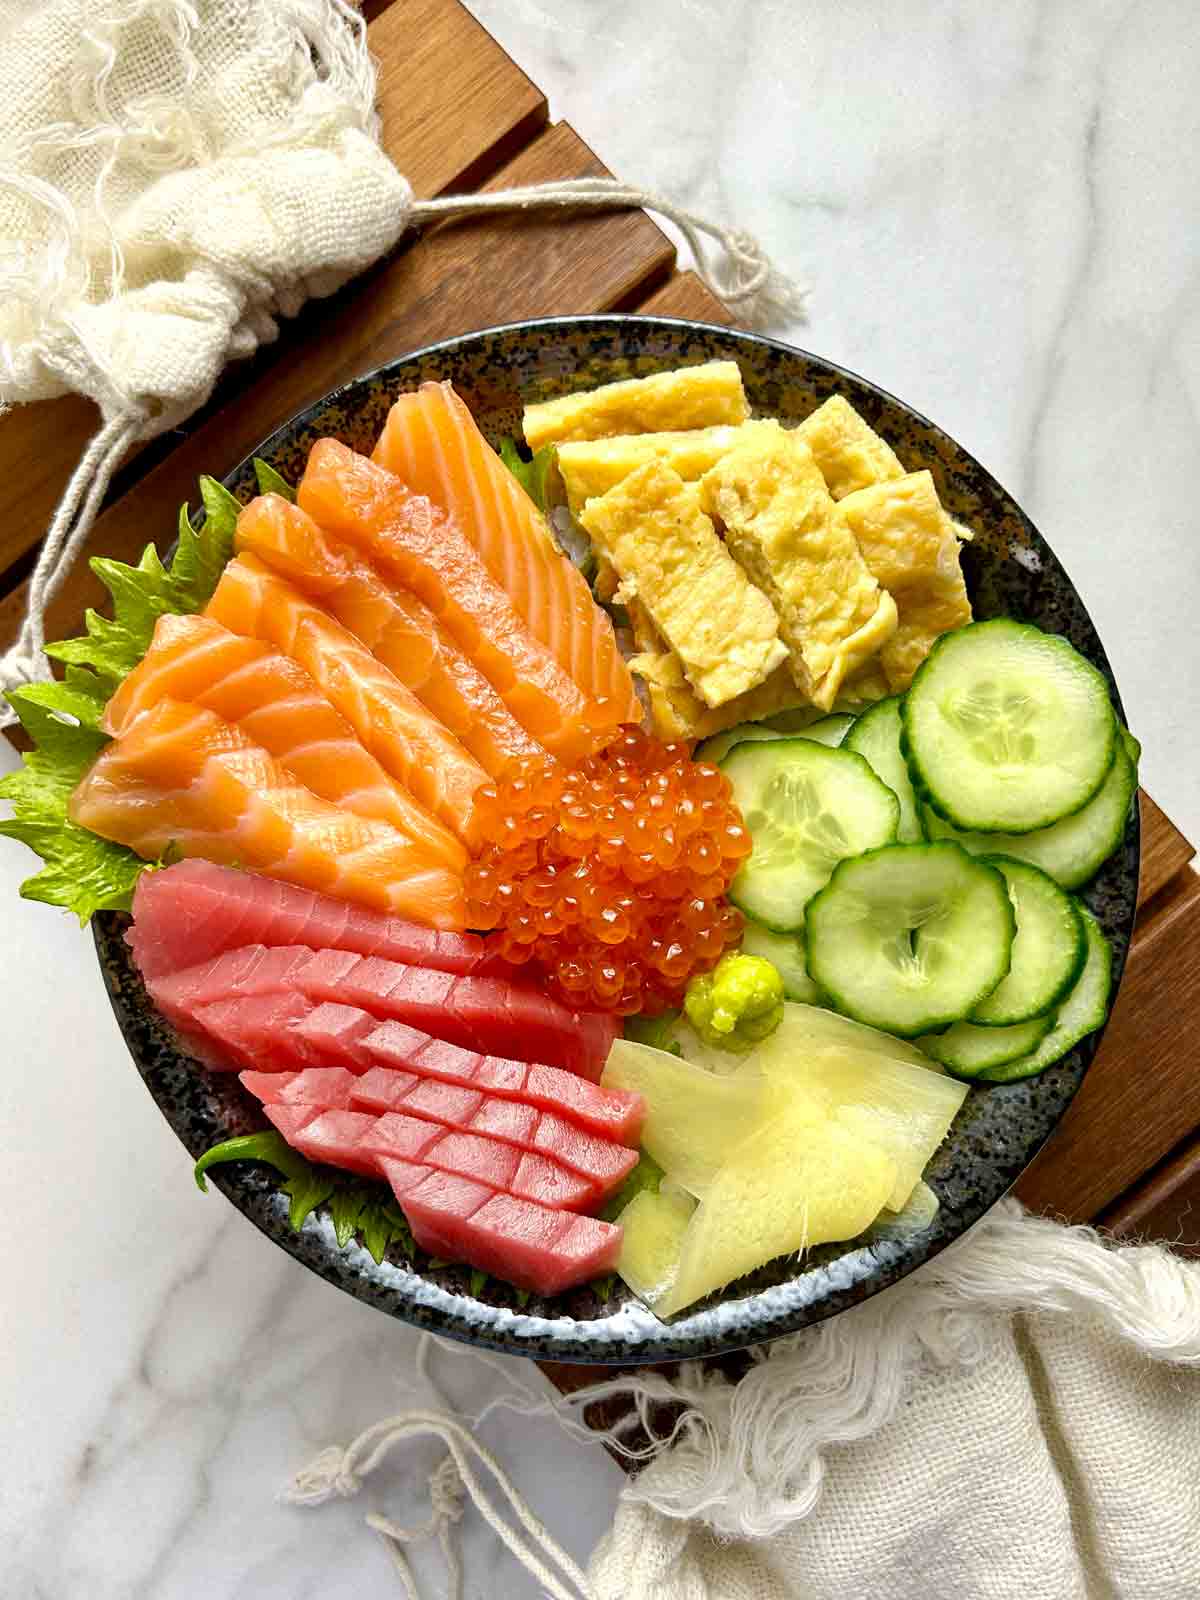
(588, 1217, 1200, 1600)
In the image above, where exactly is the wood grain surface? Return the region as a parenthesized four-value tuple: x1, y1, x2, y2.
(2, 0, 1197, 1337)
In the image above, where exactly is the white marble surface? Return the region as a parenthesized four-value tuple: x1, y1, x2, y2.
(4, 3, 1200, 1595)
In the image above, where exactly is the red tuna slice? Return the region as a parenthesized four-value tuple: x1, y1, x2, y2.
(151, 945, 615, 1080)
(239, 1067, 359, 1108)
(366, 1024, 642, 1144)
(376, 1159, 621, 1294)
(128, 860, 513, 983)
(288, 1002, 381, 1070)
(190, 992, 316, 1072)
(529, 1113, 639, 1195)
(360, 1113, 594, 1211)
(447, 978, 619, 1082)
(264, 1105, 382, 1176)
(378, 1165, 492, 1259)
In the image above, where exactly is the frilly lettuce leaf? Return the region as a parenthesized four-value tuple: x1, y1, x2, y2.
(498, 437, 556, 515)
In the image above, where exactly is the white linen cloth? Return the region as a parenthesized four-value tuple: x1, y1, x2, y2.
(0, 0, 800, 717)
(288, 1203, 1200, 1600)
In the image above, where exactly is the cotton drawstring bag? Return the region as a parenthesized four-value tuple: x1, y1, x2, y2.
(284, 1203, 1200, 1600)
(0, 0, 802, 720)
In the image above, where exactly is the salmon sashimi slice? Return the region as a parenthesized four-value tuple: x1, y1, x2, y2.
(235, 495, 544, 776)
(103, 614, 462, 865)
(205, 553, 486, 842)
(146, 942, 619, 1079)
(298, 440, 617, 761)
(372, 382, 641, 721)
(70, 703, 469, 928)
(126, 861, 511, 983)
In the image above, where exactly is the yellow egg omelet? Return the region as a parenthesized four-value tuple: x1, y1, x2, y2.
(625, 597, 812, 739)
(556, 419, 783, 516)
(523, 360, 749, 452)
(699, 430, 897, 711)
(839, 471, 973, 691)
(795, 395, 905, 500)
(579, 460, 787, 710)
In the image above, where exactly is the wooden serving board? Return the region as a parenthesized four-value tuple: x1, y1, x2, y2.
(4, 0, 1199, 1369)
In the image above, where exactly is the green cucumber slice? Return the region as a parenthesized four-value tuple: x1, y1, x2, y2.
(696, 713, 853, 767)
(903, 619, 1117, 832)
(978, 907, 1112, 1082)
(806, 841, 1014, 1036)
(917, 1013, 1055, 1076)
(920, 733, 1138, 890)
(722, 740, 900, 931)
(968, 857, 1085, 1024)
(843, 696, 923, 843)
(739, 919, 821, 1003)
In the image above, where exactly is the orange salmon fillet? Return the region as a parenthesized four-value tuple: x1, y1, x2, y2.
(373, 382, 641, 721)
(205, 555, 487, 843)
(71, 701, 469, 928)
(298, 440, 621, 762)
(103, 614, 464, 872)
(235, 495, 545, 777)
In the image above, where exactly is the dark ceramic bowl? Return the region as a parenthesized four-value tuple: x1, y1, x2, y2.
(93, 316, 1139, 1364)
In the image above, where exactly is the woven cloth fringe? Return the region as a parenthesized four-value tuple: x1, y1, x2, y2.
(280, 1202, 1200, 1599)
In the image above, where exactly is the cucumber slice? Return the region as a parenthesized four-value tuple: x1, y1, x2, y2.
(979, 907, 1112, 1082)
(806, 841, 1015, 1036)
(793, 714, 855, 748)
(917, 1013, 1055, 1076)
(739, 919, 821, 1003)
(843, 696, 923, 843)
(722, 740, 900, 931)
(921, 733, 1138, 890)
(904, 620, 1117, 832)
(968, 857, 1085, 1024)
(696, 713, 852, 767)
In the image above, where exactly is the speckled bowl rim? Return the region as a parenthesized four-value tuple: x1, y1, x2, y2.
(93, 315, 1139, 1364)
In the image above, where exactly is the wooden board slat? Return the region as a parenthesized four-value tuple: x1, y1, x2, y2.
(1101, 1133, 1200, 1254)
(633, 271, 734, 325)
(0, 121, 674, 655)
(1136, 791, 1195, 908)
(1014, 867, 1200, 1221)
(0, 0, 548, 586)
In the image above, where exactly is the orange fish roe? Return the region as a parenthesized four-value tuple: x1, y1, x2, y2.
(465, 727, 750, 1015)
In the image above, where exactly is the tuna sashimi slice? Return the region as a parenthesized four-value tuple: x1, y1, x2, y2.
(363, 1021, 642, 1142)
(239, 1067, 359, 1108)
(264, 1105, 381, 1176)
(102, 614, 460, 863)
(235, 494, 545, 776)
(127, 860, 511, 983)
(180, 990, 314, 1071)
(207, 552, 486, 842)
(70, 701, 468, 929)
(374, 1159, 620, 1294)
(373, 382, 641, 725)
(298, 439, 615, 762)
(359, 1113, 595, 1210)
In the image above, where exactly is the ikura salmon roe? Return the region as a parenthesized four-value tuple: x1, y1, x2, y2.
(465, 727, 749, 1014)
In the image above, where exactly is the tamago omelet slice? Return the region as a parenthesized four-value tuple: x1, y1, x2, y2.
(839, 470, 972, 691)
(557, 419, 783, 516)
(699, 430, 898, 711)
(578, 460, 787, 709)
(523, 360, 749, 451)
